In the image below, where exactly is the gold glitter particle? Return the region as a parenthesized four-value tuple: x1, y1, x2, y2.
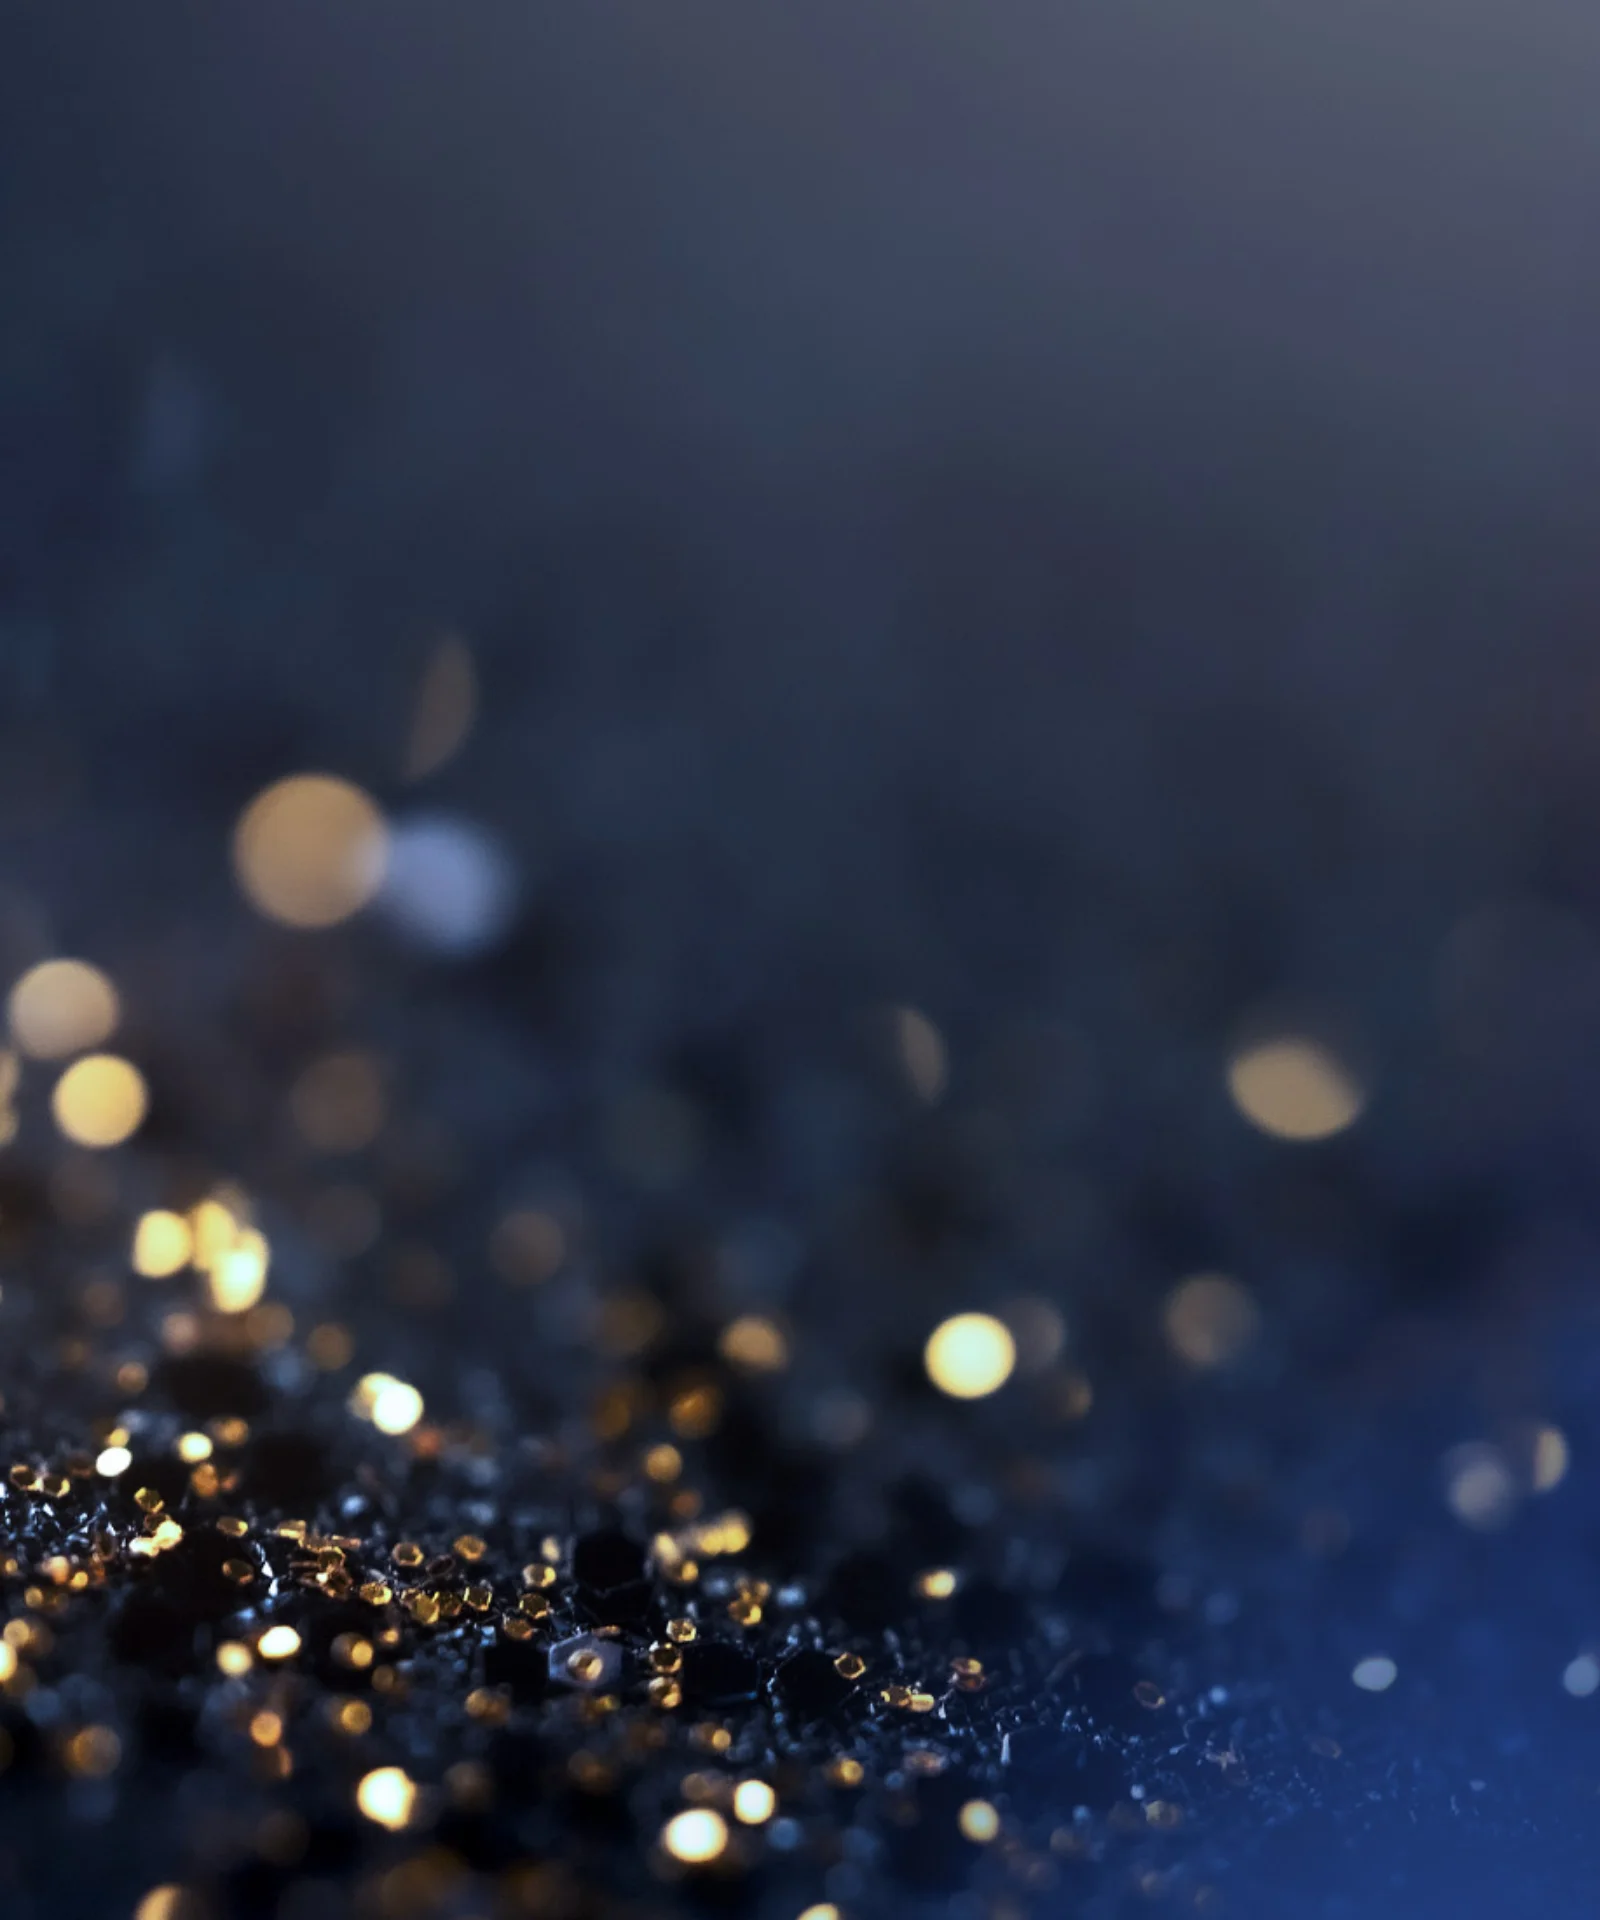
(453, 1534, 487, 1562)
(359, 1581, 393, 1607)
(217, 1516, 250, 1538)
(924, 1313, 1016, 1400)
(356, 1765, 416, 1831)
(669, 1383, 723, 1440)
(135, 1891, 196, 1920)
(8, 959, 118, 1060)
(662, 1806, 728, 1864)
(63, 1725, 121, 1777)
(351, 1373, 424, 1436)
(1133, 1681, 1166, 1709)
(567, 1649, 606, 1685)
(522, 1561, 558, 1589)
(221, 1559, 254, 1586)
(465, 1687, 509, 1725)
(306, 1321, 355, 1371)
(728, 1593, 763, 1627)
(52, 1054, 147, 1149)
(650, 1645, 683, 1674)
(132, 1210, 192, 1279)
(233, 775, 388, 930)
(1163, 1274, 1260, 1370)
(718, 1315, 789, 1373)
(1227, 1034, 1364, 1141)
(1145, 1799, 1184, 1829)
(666, 1617, 698, 1644)
(502, 1616, 534, 1643)
(1532, 1424, 1570, 1492)
(833, 1652, 866, 1681)
(733, 1779, 776, 1825)
(392, 1542, 425, 1570)
(333, 1634, 374, 1670)
(644, 1443, 683, 1484)
(826, 1757, 864, 1788)
(648, 1677, 683, 1710)
(959, 1799, 999, 1843)
(404, 633, 479, 781)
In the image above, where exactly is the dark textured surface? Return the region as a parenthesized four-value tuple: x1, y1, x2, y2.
(3, 6, 1600, 1917)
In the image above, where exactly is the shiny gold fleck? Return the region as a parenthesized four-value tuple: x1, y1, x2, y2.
(959, 1798, 1000, 1843)
(662, 1806, 728, 1864)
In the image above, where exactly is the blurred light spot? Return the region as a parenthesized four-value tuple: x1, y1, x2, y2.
(290, 1050, 386, 1154)
(351, 1372, 424, 1436)
(1532, 1425, 1570, 1493)
(132, 1209, 192, 1278)
(959, 1799, 1000, 1842)
(662, 1806, 728, 1863)
(733, 1779, 776, 1824)
(233, 775, 388, 929)
(177, 1432, 212, 1464)
(216, 1642, 252, 1677)
(916, 1568, 958, 1599)
(378, 813, 517, 956)
(1351, 1655, 1397, 1692)
(1564, 1653, 1600, 1698)
(7, 959, 118, 1059)
(489, 1208, 565, 1285)
(357, 1765, 416, 1830)
(95, 1446, 131, 1478)
(136, 1894, 195, 1920)
(208, 1228, 270, 1314)
(1227, 1036, 1364, 1141)
(925, 1313, 1016, 1400)
(190, 1195, 242, 1273)
(258, 1625, 301, 1661)
(63, 1725, 120, 1776)
(718, 1315, 789, 1372)
(307, 1322, 355, 1370)
(1443, 1442, 1518, 1531)
(404, 634, 478, 781)
(52, 1054, 146, 1148)
(893, 1006, 947, 1102)
(1163, 1274, 1260, 1370)
(797, 1908, 840, 1920)
(1001, 1296, 1066, 1371)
